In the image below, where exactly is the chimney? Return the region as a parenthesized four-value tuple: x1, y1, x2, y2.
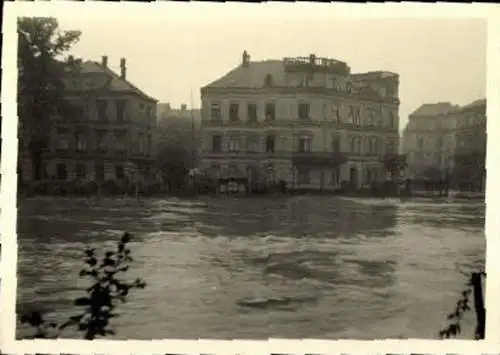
(102, 55, 108, 68)
(120, 58, 126, 79)
(181, 104, 187, 111)
(68, 55, 74, 63)
(242, 50, 250, 67)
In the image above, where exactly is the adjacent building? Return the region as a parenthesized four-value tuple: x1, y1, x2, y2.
(20, 55, 158, 184)
(402, 99, 486, 190)
(199, 51, 400, 190)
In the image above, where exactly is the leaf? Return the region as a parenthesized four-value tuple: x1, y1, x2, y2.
(20, 311, 44, 327)
(74, 297, 91, 306)
(121, 232, 132, 244)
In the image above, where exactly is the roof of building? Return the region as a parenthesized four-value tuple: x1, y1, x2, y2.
(70, 60, 157, 102)
(203, 60, 286, 89)
(409, 102, 458, 117)
(459, 98, 486, 111)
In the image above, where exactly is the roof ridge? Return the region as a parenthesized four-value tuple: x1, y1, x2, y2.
(91, 60, 157, 102)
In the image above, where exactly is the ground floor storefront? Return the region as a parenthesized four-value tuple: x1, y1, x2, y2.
(199, 157, 390, 191)
(19, 152, 159, 186)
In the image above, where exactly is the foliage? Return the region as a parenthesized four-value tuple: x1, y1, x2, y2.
(17, 17, 81, 181)
(439, 271, 486, 340)
(20, 232, 146, 340)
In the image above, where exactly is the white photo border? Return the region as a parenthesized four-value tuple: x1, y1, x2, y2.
(2, 1, 499, 354)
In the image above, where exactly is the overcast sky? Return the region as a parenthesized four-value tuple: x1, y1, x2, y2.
(55, 12, 486, 131)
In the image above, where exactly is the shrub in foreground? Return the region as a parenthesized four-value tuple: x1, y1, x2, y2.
(20, 232, 146, 340)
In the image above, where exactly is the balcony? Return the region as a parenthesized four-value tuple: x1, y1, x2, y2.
(292, 151, 348, 167)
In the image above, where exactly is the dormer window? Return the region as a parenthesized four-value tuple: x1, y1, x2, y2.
(264, 74, 274, 88)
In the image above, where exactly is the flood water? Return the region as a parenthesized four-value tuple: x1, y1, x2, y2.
(16, 195, 485, 339)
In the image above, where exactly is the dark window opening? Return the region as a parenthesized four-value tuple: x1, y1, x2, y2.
(56, 163, 67, 180)
(116, 100, 126, 121)
(212, 135, 222, 152)
(247, 103, 257, 121)
(229, 103, 239, 121)
(264, 74, 274, 88)
(298, 103, 310, 119)
(75, 163, 86, 179)
(265, 103, 275, 121)
(96, 100, 108, 121)
(115, 165, 125, 179)
(266, 135, 275, 153)
(210, 103, 221, 120)
(95, 164, 105, 181)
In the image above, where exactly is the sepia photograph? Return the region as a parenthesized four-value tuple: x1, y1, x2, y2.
(7, 2, 488, 347)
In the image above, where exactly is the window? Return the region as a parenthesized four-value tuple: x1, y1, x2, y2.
(115, 165, 125, 179)
(210, 103, 221, 121)
(137, 133, 145, 154)
(265, 102, 275, 121)
(355, 137, 362, 154)
(366, 109, 374, 126)
(266, 164, 275, 184)
(368, 137, 378, 155)
(247, 103, 257, 122)
(246, 134, 259, 152)
(331, 135, 341, 152)
(389, 111, 396, 128)
(297, 168, 310, 185)
(114, 130, 127, 153)
(386, 140, 395, 154)
(96, 100, 108, 121)
(58, 130, 69, 150)
(75, 163, 86, 179)
(95, 164, 105, 181)
(56, 163, 67, 180)
(228, 136, 241, 152)
(266, 135, 275, 153)
(298, 136, 312, 152)
(331, 104, 340, 122)
(116, 100, 126, 121)
(353, 107, 361, 127)
(209, 163, 220, 178)
(298, 103, 310, 120)
(96, 130, 107, 150)
(75, 133, 87, 152)
(146, 106, 152, 119)
(264, 74, 274, 88)
(212, 135, 222, 152)
(229, 103, 239, 121)
(331, 168, 340, 186)
(417, 137, 424, 149)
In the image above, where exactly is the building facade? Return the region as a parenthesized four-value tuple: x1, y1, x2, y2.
(199, 51, 400, 190)
(20, 56, 158, 184)
(402, 99, 486, 190)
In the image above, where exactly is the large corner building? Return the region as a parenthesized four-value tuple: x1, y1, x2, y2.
(20, 56, 158, 184)
(199, 51, 400, 190)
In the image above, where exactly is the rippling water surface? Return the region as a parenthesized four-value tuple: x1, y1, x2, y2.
(16, 196, 485, 339)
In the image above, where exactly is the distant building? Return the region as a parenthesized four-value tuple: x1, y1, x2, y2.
(402, 102, 459, 179)
(156, 103, 202, 168)
(199, 51, 400, 190)
(402, 99, 486, 190)
(20, 55, 158, 184)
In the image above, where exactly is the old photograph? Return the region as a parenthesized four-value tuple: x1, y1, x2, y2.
(14, 8, 486, 341)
